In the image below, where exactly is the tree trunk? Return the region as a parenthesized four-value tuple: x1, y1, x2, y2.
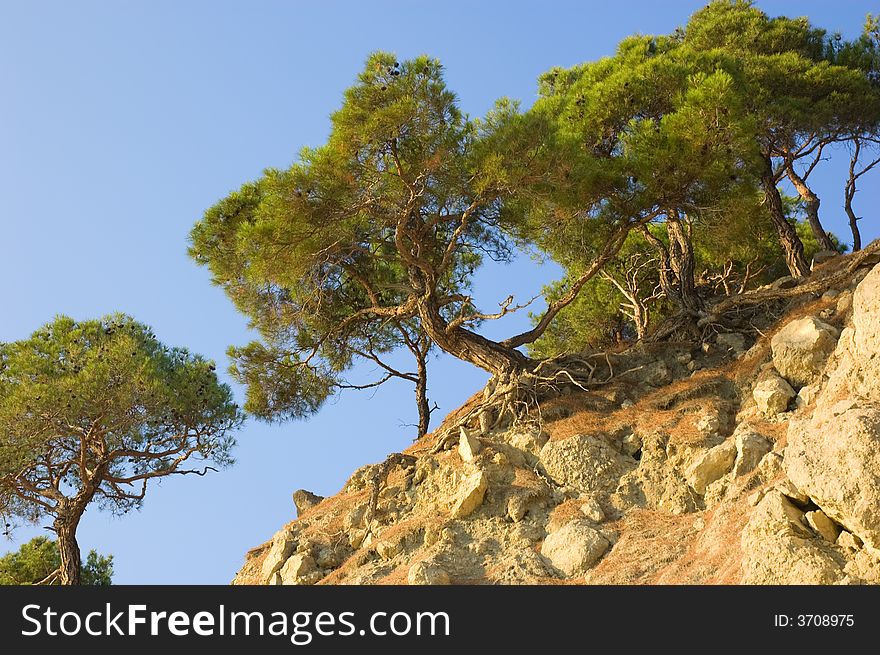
(761, 156, 810, 278)
(666, 216, 702, 314)
(54, 511, 82, 586)
(845, 181, 862, 252)
(417, 296, 533, 377)
(785, 163, 836, 252)
(414, 345, 431, 438)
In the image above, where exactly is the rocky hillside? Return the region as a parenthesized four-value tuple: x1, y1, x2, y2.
(233, 253, 880, 585)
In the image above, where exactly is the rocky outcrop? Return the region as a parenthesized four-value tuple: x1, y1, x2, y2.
(232, 257, 880, 587)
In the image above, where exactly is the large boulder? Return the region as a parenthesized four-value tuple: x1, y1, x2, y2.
(786, 403, 880, 551)
(539, 434, 635, 497)
(770, 316, 839, 387)
(541, 520, 610, 577)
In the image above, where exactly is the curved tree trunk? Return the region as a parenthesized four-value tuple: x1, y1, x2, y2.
(54, 511, 82, 585)
(845, 191, 862, 252)
(417, 296, 533, 377)
(761, 156, 810, 278)
(785, 163, 836, 252)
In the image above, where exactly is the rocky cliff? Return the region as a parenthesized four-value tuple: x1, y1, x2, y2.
(233, 255, 880, 585)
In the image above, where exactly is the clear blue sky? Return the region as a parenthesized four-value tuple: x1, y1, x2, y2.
(2, 1, 877, 583)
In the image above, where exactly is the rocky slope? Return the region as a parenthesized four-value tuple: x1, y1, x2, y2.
(233, 255, 880, 585)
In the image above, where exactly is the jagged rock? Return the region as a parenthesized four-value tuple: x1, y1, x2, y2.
(506, 495, 529, 522)
(292, 489, 324, 516)
(540, 434, 636, 497)
(787, 404, 880, 551)
(641, 360, 672, 386)
(261, 530, 296, 583)
(407, 561, 451, 585)
(278, 553, 320, 585)
(741, 491, 847, 584)
(733, 432, 772, 477)
(580, 498, 605, 523)
(716, 332, 746, 353)
(805, 510, 841, 543)
(541, 520, 610, 577)
(770, 316, 839, 387)
(752, 375, 795, 416)
(450, 470, 488, 519)
(836, 290, 854, 317)
(458, 427, 481, 462)
(686, 439, 736, 495)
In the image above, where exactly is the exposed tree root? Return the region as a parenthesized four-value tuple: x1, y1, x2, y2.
(430, 353, 616, 453)
(699, 240, 880, 328)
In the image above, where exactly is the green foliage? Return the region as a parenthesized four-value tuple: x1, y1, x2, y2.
(0, 537, 113, 585)
(0, 314, 241, 524)
(190, 52, 519, 415)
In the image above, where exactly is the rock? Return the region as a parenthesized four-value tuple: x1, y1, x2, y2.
(687, 360, 700, 372)
(747, 489, 767, 506)
(507, 495, 529, 522)
(837, 531, 863, 551)
(641, 360, 672, 386)
(375, 539, 401, 561)
(822, 288, 840, 300)
(757, 451, 784, 480)
(541, 520, 610, 577)
(540, 434, 636, 496)
(292, 489, 324, 516)
(770, 316, 839, 387)
(741, 491, 847, 584)
(716, 332, 746, 353)
(343, 505, 367, 532)
(580, 497, 605, 523)
(733, 432, 772, 477)
(620, 433, 642, 457)
(407, 561, 450, 585)
(836, 290, 853, 317)
(775, 479, 809, 505)
(507, 429, 549, 456)
(771, 276, 799, 290)
(795, 384, 819, 408)
(450, 470, 488, 519)
(752, 375, 796, 416)
(811, 250, 839, 269)
(695, 412, 721, 437)
(786, 403, 880, 551)
(278, 553, 320, 585)
(686, 440, 736, 495)
(805, 510, 841, 543)
(458, 427, 481, 463)
(261, 530, 296, 583)
(348, 529, 368, 549)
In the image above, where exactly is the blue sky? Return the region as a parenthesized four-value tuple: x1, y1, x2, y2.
(2, 1, 878, 583)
